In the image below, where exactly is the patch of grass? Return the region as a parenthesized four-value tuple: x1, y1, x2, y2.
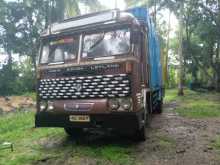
(164, 89, 179, 103)
(165, 89, 220, 119)
(0, 112, 134, 165)
(176, 104, 220, 118)
(74, 144, 134, 165)
(210, 136, 220, 153)
(0, 112, 64, 165)
(211, 137, 220, 150)
(155, 133, 176, 150)
(158, 136, 175, 148)
(164, 89, 200, 103)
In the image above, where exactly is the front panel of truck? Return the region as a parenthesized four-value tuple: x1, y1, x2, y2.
(35, 23, 146, 133)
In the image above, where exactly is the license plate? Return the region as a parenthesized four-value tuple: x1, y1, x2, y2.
(69, 115, 90, 122)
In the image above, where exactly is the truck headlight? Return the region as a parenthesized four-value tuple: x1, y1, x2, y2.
(108, 98, 132, 111)
(121, 98, 131, 110)
(108, 99, 119, 110)
(120, 98, 132, 110)
(39, 101, 47, 111)
(48, 101, 54, 111)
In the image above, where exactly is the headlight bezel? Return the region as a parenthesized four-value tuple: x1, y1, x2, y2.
(121, 98, 132, 110)
(108, 97, 132, 112)
(108, 99, 120, 111)
(39, 101, 54, 112)
(39, 101, 48, 111)
(47, 101, 54, 111)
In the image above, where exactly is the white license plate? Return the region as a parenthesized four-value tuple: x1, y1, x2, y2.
(69, 115, 90, 122)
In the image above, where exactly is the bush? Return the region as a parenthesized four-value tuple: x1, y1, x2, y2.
(0, 58, 35, 96)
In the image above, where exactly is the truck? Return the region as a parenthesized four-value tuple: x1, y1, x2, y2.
(35, 7, 164, 141)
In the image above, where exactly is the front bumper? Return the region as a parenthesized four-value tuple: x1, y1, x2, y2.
(35, 111, 144, 131)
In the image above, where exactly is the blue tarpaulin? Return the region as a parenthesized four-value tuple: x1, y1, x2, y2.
(128, 7, 162, 91)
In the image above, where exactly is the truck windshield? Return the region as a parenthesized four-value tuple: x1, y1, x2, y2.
(82, 29, 130, 58)
(40, 37, 79, 64)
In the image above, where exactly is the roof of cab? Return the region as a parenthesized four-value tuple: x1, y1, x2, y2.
(40, 9, 139, 37)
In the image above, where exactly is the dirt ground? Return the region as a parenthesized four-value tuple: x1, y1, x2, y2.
(34, 101, 220, 165)
(0, 96, 35, 112)
(134, 102, 220, 165)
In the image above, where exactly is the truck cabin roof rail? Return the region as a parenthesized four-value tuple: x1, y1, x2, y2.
(41, 9, 138, 37)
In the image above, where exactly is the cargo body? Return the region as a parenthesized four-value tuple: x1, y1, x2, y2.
(35, 7, 164, 141)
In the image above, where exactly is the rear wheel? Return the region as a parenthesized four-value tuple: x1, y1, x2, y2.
(154, 100, 163, 114)
(64, 127, 84, 138)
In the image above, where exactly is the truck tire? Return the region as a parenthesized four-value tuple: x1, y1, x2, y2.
(64, 127, 84, 138)
(154, 100, 163, 114)
(145, 111, 151, 126)
(134, 125, 146, 142)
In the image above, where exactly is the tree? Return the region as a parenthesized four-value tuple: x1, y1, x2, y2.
(196, 0, 220, 91)
(177, 1, 184, 95)
(47, 0, 103, 24)
(0, 0, 105, 95)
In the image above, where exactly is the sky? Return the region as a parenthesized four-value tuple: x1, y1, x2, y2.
(99, 0, 126, 10)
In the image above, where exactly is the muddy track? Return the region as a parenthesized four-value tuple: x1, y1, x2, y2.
(35, 102, 220, 165)
(134, 102, 220, 165)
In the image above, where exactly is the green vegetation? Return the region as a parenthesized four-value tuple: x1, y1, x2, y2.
(0, 111, 134, 165)
(0, 111, 63, 165)
(211, 136, 220, 158)
(211, 137, 220, 151)
(154, 133, 176, 150)
(176, 103, 220, 119)
(74, 145, 134, 165)
(165, 89, 220, 119)
(0, 59, 36, 96)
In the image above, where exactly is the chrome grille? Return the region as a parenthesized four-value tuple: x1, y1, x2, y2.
(38, 74, 131, 100)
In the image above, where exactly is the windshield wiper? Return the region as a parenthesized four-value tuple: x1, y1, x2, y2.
(48, 46, 64, 64)
(88, 33, 105, 51)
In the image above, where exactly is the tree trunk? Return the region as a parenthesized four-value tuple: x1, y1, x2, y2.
(216, 1, 220, 92)
(178, 1, 184, 96)
(164, 11, 171, 87)
(215, 42, 220, 92)
(154, 0, 157, 26)
(45, 0, 50, 29)
(216, 74, 220, 92)
(7, 50, 12, 71)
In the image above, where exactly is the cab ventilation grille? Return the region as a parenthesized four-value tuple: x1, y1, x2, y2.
(38, 74, 131, 100)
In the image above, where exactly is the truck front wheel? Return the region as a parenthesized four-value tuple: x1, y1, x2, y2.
(64, 127, 84, 138)
(134, 125, 146, 141)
